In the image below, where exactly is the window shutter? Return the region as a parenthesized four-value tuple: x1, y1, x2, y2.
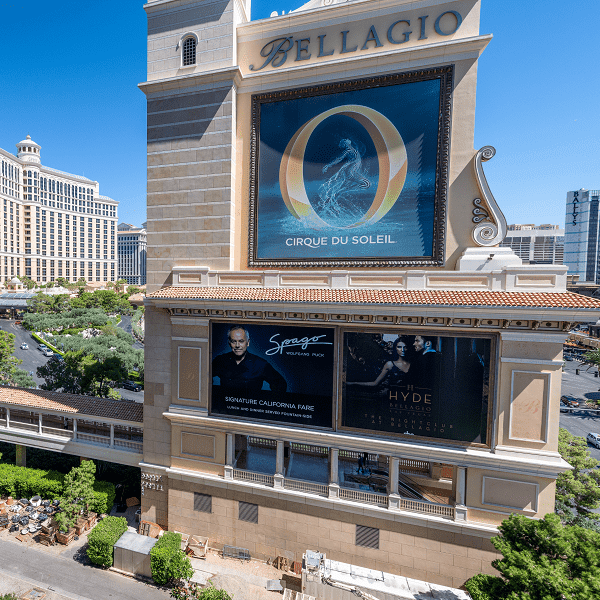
(356, 525, 379, 549)
(239, 501, 259, 524)
(193, 492, 212, 513)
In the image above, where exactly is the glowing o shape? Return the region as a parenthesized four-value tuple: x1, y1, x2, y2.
(279, 105, 407, 229)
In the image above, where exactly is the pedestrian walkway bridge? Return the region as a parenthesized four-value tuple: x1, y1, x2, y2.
(0, 386, 143, 467)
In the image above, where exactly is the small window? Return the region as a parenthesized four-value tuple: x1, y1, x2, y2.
(182, 36, 197, 66)
(193, 492, 212, 513)
(356, 525, 379, 549)
(239, 501, 258, 524)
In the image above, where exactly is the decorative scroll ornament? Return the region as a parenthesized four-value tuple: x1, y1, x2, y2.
(471, 146, 507, 247)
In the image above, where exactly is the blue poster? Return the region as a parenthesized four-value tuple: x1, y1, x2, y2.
(252, 71, 449, 265)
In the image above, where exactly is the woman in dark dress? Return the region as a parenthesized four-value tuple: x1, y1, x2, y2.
(347, 336, 411, 388)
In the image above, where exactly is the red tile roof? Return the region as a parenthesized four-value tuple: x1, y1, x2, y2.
(148, 286, 600, 309)
(0, 387, 143, 423)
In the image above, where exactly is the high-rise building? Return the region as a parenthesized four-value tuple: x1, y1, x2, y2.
(117, 223, 147, 285)
(564, 189, 600, 283)
(500, 224, 564, 265)
(0, 135, 118, 284)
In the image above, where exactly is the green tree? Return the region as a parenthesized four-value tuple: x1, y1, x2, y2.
(114, 279, 127, 294)
(556, 428, 600, 528)
(465, 513, 600, 600)
(37, 351, 87, 394)
(26, 292, 70, 314)
(0, 331, 34, 387)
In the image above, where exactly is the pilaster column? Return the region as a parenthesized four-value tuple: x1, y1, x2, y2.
(274, 440, 285, 488)
(15, 445, 26, 467)
(388, 457, 401, 510)
(38, 413, 43, 435)
(73, 418, 77, 440)
(328, 448, 339, 498)
(454, 466, 468, 521)
(224, 433, 234, 480)
(6, 407, 9, 429)
(110, 424, 115, 447)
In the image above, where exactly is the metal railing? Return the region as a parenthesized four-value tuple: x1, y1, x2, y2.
(284, 478, 328, 497)
(233, 469, 274, 487)
(339, 487, 388, 507)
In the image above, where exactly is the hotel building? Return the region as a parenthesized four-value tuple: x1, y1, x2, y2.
(564, 189, 600, 284)
(118, 223, 147, 286)
(138, 0, 600, 588)
(0, 136, 118, 284)
(500, 224, 564, 265)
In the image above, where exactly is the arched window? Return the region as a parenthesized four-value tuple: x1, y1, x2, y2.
(182, 36, 197, 66)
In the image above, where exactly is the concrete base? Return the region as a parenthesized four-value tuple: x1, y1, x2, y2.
(456, 247, 522, 271)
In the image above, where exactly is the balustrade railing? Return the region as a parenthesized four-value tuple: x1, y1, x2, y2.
(76, 432, 110, 446)
(397, 497, 455, 519)
(233, 469, 274, 486)
(114, 439, 143, 452)
(284, 478, 328, 497)
(41, 426, 74, 438)
(339, 487, 388, 507)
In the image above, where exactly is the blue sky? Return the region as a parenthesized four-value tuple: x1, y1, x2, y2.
(0, 0, 598, 229)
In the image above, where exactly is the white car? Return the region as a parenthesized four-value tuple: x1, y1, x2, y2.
(587, 433, 600, 449)
(43, 349, 54, 357)
(20, 343, 28, 350)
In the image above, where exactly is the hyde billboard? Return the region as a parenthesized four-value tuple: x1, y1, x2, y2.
(210, 322, 335, 428)
(341, 331, 492, 445)
(248, 67, 452, 268)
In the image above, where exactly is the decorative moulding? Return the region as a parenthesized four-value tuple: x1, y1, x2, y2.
(471, 146, 508, 247)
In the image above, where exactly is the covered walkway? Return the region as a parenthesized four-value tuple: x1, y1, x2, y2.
(0, 386, 142, 467)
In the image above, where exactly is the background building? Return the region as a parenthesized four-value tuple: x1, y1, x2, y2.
(564, 189, 600, 283)
(0, 135, 118, 284)
(500, 224, 564, 264)
(117, 223, 147, 285)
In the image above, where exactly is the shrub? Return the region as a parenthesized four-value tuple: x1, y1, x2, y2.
(151, 532, 193, 586)
(465, 573, 505, 600)
(87, 516, 128, 567)
(92, 480, 116, 514)
(0, 464, 64, 499)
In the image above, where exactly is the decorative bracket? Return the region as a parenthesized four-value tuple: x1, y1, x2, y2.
(471, 146, 507, 247)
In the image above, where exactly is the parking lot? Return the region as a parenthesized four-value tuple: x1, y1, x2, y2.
(1, 319, 143, 403)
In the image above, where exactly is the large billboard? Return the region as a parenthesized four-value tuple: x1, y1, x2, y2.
(211, 322, 335, 428)
(342, 332, 491, 444)
(248, 67, 452, 268)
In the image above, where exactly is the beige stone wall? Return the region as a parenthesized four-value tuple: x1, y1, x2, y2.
(167, 478, 499, 589)
(146, 0, 238, 81)
(146, 84, 236, 292)
(143, 306, 173, 467)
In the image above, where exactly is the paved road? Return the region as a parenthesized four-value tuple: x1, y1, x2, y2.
(3, 319, 144, 403)
(118, 315, 144, 350)
(560, 357, 600, 460)
(0, 538, 168, 600)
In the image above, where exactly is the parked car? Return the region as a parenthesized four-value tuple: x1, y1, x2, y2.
(20, 343, 28, 350)
(49, 354, 64, 362)
(560, 401, 572, 414)
(561, 396, 580, 409)
(587, 433, 600, 449)
(564, 355, 574, 361)
(37, 344, 47, 352)
(122, 380, 142, 392)
(43, 349, 54, 357)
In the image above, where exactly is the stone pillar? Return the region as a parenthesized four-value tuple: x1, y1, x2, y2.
(454, 466, 468, 521)
(38, 413, 43, 435)
(430, 462, 443, 480)
(15, 445, 26, 467)
(274, 440, 285, 489)
(388, 457, 401, 509)
(224, 433, 234, 480)
(328, 448, 339, 498)
(6, 407, 9, 429)
(73, 418, 77, 440)
(110, 424, 115, 447)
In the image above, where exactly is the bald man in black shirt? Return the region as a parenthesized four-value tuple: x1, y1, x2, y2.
(212, 325, 287, 393)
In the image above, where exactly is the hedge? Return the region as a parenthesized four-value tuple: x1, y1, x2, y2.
(87, 516, 128, 567)
(150, 532, 193, 586)
(0, 464, 115, 512)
